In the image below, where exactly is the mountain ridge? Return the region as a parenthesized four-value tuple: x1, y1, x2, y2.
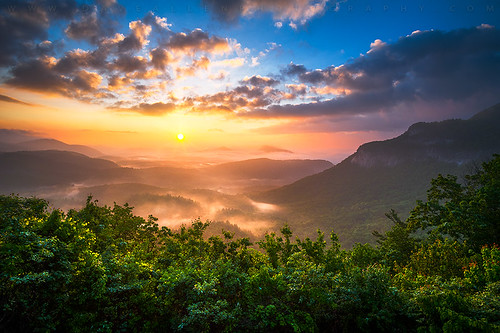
(0, 131, 103, 157)
(251, 102, 500, 246)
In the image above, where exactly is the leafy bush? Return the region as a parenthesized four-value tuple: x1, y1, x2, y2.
(1, 155, 500, 331)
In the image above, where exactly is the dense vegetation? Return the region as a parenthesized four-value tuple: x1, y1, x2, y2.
(1, 155, 500, 332)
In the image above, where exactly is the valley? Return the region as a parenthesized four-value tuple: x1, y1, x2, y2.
(1, 103, 499, 247)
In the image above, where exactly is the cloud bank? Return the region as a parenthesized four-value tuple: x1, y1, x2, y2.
(1, 1, 499, 133)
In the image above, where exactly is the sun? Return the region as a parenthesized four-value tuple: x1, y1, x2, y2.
(177, 133, 184, 141)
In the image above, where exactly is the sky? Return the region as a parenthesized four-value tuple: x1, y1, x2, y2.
(0, 0, 499, 162)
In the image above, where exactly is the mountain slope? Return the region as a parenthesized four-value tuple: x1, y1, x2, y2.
(206, 158, 333, 181)
(0, 150, 120, 191)
(252, 103, 500, 246)
(0, 129, 103, 156)
(131, 158, 333, 193)
(2, 138, 103, 157)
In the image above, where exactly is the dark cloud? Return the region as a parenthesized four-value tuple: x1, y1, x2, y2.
(65, 7, 115, 44)
(166, 29, 229, 54)
(107, 75, 131, 89)
(0, 0, 78, 66)
(113, 102, 177, 116)
(142, 11, 171, 31)
(117, 20, 151, 53)
(65, 7, 101, 41)
(111, 54, 148, 73)
(247, 27, 500, 120)
(7, 58, 72, 94)
(54, 48, 108, 73)
(259, 145, 293, 154)
(71, 69, 102, 91)
(281, 62, 307, 77)
(187, 83, 284, 113)
(202, 0, 245, 23)
(241, 75, 279, 87)
(65, 0, 125, 44)
(150, 48, 172, 70)
(0, 94, 35, 106)
(6, 58, 104, 99)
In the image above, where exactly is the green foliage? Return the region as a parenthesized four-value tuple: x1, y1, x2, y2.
(405, 239, 468, 279)
(1, 155, 500, 331)
(406, 155, 500, 250)
(374, 209, 417, 269)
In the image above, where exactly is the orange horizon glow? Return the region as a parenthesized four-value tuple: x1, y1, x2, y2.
(0, 86, 401, 163)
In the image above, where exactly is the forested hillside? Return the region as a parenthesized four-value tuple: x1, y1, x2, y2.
(1, 155, 499, 332)
(253, 103, 500, 246)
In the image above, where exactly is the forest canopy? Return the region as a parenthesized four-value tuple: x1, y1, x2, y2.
(1, 155, 500, 332)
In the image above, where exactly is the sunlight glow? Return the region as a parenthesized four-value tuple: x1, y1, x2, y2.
(177, 133, 184, 141)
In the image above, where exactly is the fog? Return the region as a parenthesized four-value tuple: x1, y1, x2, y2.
(12, 181, 285, 238)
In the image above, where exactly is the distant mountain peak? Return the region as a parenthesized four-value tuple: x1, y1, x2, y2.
(469, 102, 500, 121)
(350, 103, 500, 168)
(0, 134, 102, 157)
(259, 145, 294, 154)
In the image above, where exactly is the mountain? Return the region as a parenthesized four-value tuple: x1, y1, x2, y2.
(0, 138, 103, 157)
(0, 150, 120, 191)
(206, 158, 333, 181)
(251, 103, 500, 247)
(0, 129, 41, 143)
(0, 150, 334, 194)
(126, 158, 333, 193)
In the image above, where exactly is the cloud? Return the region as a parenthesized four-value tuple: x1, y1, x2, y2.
(286, 83, 308, 96)
(107, 75, 132, 91)
(72, 69, 102, 91)
(117, 20, 152, 52)
(65, 7, 106, 43)
(111, 54, 148, 73)
(259, 145, 293, 154)
(150, 47, 174, 70)
(0, 94, 35, 106)
(212, 57, 246, 67)
(7, 57, 72, 94)
(252, 114, 408, 135)
(0, 0, 78, 66)
(63, 0, 126, 45)
(187, 84, 280, 114)
(203, 0, 329, 26)
(209, 70, 228, 81)
(176, 56, 210, 78)
(142, 11, 172, 31)
(167, 29, 230, 55)
(249, 27, 500, 123)
(6, 57, 106, 99)
(112, 102, 177, 116)
(54, 48, 107, 74)
(240, 75, 279, 87)
(281, 62, 307, 77)
(367, 39, 386, 53)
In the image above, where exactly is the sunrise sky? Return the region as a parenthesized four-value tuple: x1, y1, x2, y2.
(0, 0, 499, 162)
